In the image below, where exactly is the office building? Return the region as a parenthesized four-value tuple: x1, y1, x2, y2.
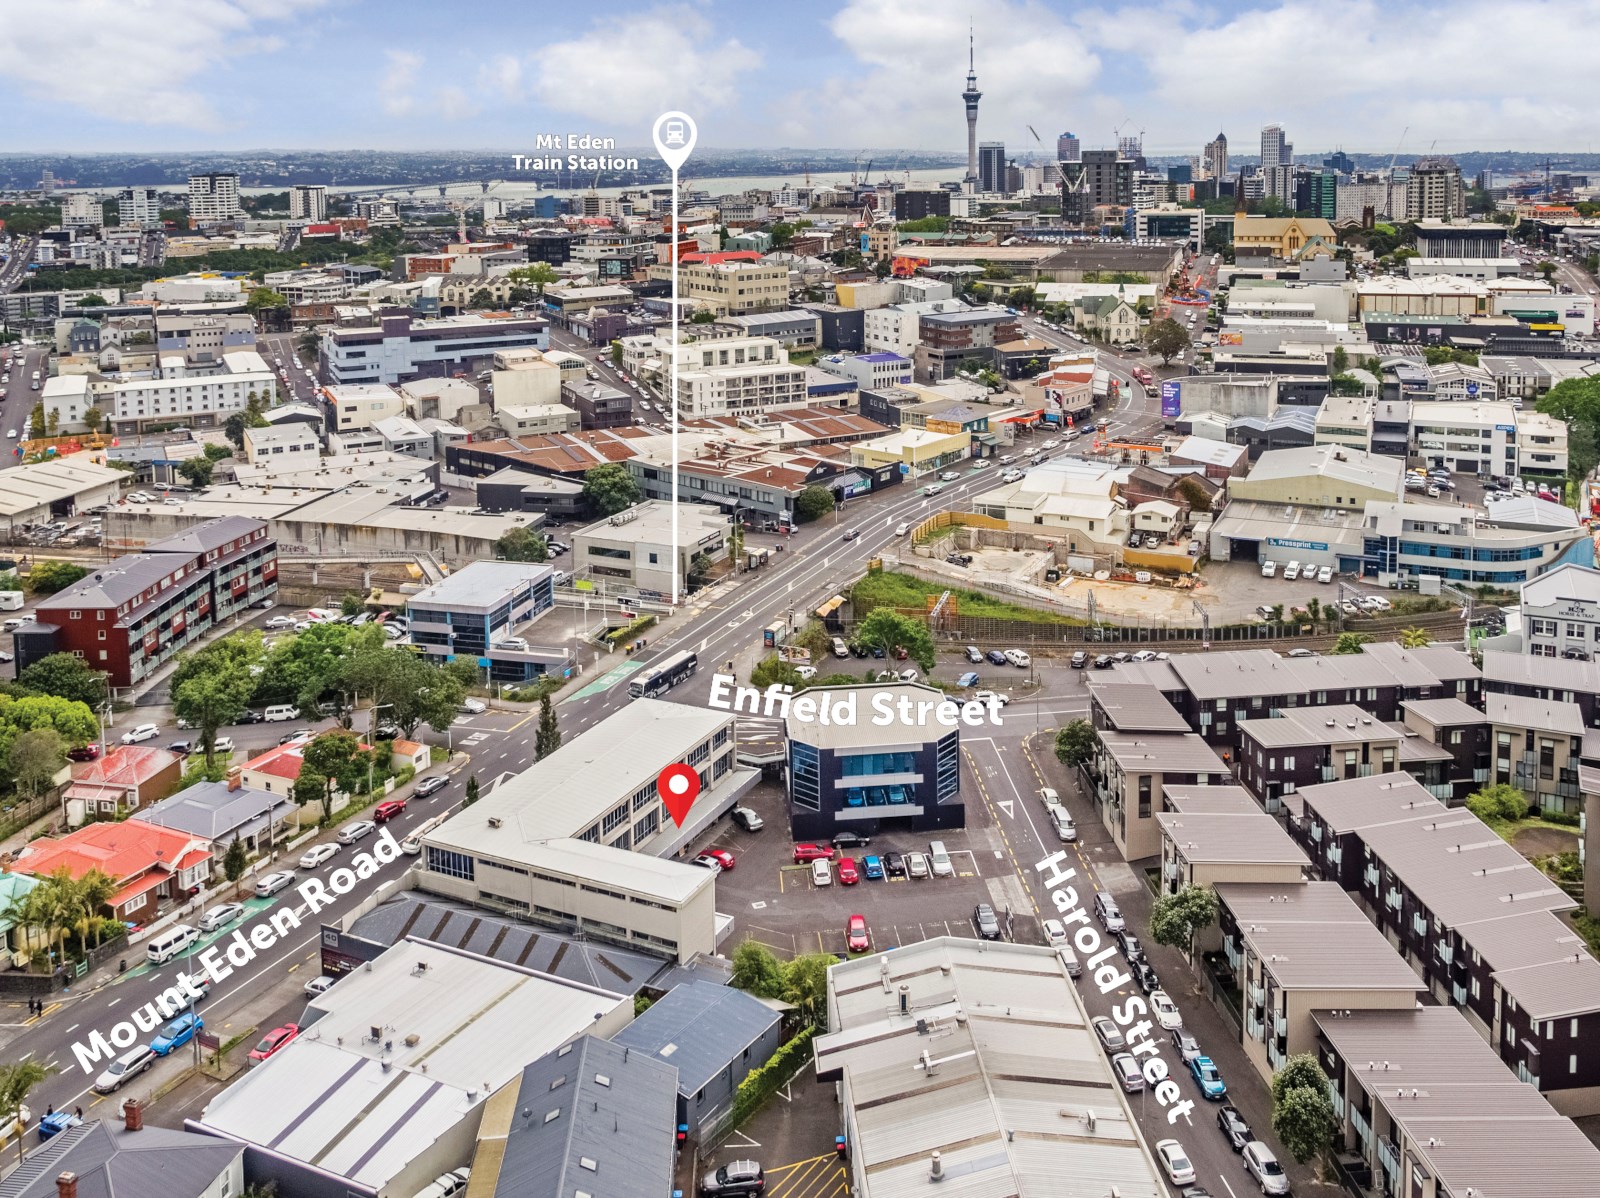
(1414, 219, 1509, 259)
(1056, 131, 1080, 162)
(32, 518, 276, 688)
(644, 258, 788, 316)
(815, 938, 1168, 1198)
(1406, 157, 1466, 222)
(1061, 150, 1132, 223)
(287, 184, 327, 221)
(978, 141, 1005, 193)
(1260, 123, 1291, 171)
(892, 189, 951, 221)
(406, 560, 563, 684)
(1202, 132, 1229, 179)
(668, 336, 808, 419)
(786, 682, 965, 842)
(571, 501, 728, 599)
(1295, 169, 1337, 220)
(60, 193, 103, 229)
(186, 172, 241, 223)
(1518, 564, 1600, 660)
(116, 186, 161, 228)
(319, 313, 550, 385)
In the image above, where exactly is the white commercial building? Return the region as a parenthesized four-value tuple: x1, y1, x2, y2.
(190, 937, 633, 1198)
(863, 300, 966, 356)
(187, 172, 242, 223)
(1411, 401, 1567, 477)
(287, 184, 328, 222)
(1518, 564, 1600, 660)
(117, 187, 162, 228)
(263, 268, 349, 305)
(321, 382, 406, 432)
(243, 422, 321, 470)
(60, 193, 103, 229)
(490, 348, 564, 409)
(420, 699, 759, 961)
(319, 313, 549, 385)
(41, 374, 94, 431)
(669, 336, 808, 419)
(110, 350, 277, 431)
(496, 403, 580, 436)
(572, 501, 729, 598)
(139, 274, 247, 304)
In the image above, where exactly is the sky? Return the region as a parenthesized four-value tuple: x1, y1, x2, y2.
(3, 0, 1599, 157)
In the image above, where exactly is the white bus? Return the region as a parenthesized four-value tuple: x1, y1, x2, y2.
(628, 650, 698, 699)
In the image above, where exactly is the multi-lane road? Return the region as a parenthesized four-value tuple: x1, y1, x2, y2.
(0, 237, 39, 294)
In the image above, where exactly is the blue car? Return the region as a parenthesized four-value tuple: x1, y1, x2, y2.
(956, 671, 980, 688)
(862, 855, 885, 880)
(985, 649, 1008, 666)
(151, 1011, 203, 1056)
(1190, 1055, 1227, 1101)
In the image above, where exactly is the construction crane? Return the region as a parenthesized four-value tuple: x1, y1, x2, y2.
(1026, 125, 1070, 193)
(1387, 126, 1409, 174)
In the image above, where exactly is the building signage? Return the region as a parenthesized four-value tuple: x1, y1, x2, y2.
(1266, 537, 1328, 552)
(1495, 424, 1515, 434)
(1465, 381, 1479, 396)
(1159, 381, 1182, 419)
(859, 232, 871, 254)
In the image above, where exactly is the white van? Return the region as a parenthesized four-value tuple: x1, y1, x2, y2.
(928, 840, 954, 878)
(146, 924, 201, 965)
(0, 592, 23, 611)
(262, 704, 298, 722)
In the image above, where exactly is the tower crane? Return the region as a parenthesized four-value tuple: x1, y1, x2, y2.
(1388, 126, 1409, 174)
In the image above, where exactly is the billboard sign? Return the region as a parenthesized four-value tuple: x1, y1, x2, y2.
(1160, 380, 1182, 418)
(1218, 331, 1243, 346)
(1267, 537, 1328, 552)
(859, 232, 871, 253)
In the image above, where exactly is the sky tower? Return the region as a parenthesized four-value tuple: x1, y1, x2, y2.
(962, 24, 982, 185)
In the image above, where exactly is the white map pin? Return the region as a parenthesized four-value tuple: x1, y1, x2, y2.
(652, 111, 698, 172)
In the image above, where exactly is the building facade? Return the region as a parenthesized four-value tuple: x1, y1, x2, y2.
(186, 172, 241, 223)
(319, 313, 550, 385)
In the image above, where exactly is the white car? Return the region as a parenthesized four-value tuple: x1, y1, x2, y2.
(122, 723, 159, 744)
(971, 459, 992, 470)
(1151, 989, 1183, 1031)
(1042, 918, 1069, 947)
(811, 858, 832, 886)
(1004, 649, 1031, 668)
(794, 665, 817, 679)
(1283, 561, 1301, 582)
(304, 974, 337, 998)
(1155, 1139, 1196, 1186)
(458, 698, 487, 715)
(337, 820, 377, 845)
(1316, 565, 1333, 584)
(939, 471, 960, 481)
(1260, 560, 1277, 578)
(198, 903, 244, 932)
(1244, 1140, 1292, 1195)
(973, 690, 1010, 707)
(255, 870, 297, 896)
(300, 843, 341, 868)
(265, 615, 297, 629)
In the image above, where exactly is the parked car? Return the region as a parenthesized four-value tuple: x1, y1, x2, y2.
(1316, 565, 1333, 583)
(1132, 958, 1160, 994)
(255, 870, 297, 897)
(304, 975, 337, 999)
(846, 914, 870, 953)
(414, 774, 450, 798)
(973, 902, 1001, 939)
(121, 723, 159, 744)
(973, 690, 1009, 707)
(731, 806, 764, 832)
(956, 671, 980, 688)
(1172, 1028, 1203, 1065)
(811, 858, 832, 886)
(832, 830, 870, 850)
(373, 798, 407, 823)
(700, 848, 735, 871)
(1242, 1141, 1291, 1195)
(793, 843, 834, 863)
(964, 645, 984, 663)
(1042, 918, 1069, 947)
(699, 1160, 764, 1196)
(1116, 929, 1146, 963)
(837, 857, 860, 884)
(884, 851, 906, 878)
(1093, 654, 1114, 669)
(985, 649, 1008, 666)
(691, 854, 723, 874)
(1156, 1140, 1197, 1186)
(1151, 990, 1183, 1030)
(1071, 650, 1089, 668)
(862, 854, 884, 880)
(1190, 1055, 1228, 1101)
(301, 843, 340, 868)
(248, 1023, 300, 1063)
(1260, 560, 1277, 578)
(94, 1045, 156, 1094)
(151, 1012, 202, 1056)
(1003, 649, 1031, 668)
(1217, 1104, 1254, 1152)
(67, 744, 101, 762)
(198, 903, 243, 933)
(1092, 1016, 1126, 1053)
(337, 820, 376, 845)
(939, 471, 959, 482)
(458, 698, 487, 715)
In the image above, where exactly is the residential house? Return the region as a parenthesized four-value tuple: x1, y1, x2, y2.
(134, 777, 294, 857)
(14, 821, 211, 926)
(62, 747, 183, 826)
(0, 1111, 245, 1198)
(1070, 293, 1140, 344)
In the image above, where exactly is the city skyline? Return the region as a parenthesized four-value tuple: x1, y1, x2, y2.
(2, 0, 1598, 156)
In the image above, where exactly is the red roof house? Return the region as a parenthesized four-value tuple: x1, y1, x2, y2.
(64, 746, 183, 825)
(15, 821, 211, 924)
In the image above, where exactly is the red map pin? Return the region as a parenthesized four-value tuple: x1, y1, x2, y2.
(658, 764, 701, 828)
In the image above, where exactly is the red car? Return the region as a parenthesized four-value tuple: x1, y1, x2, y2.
(700, 848, 735, 871)
(248, 1023, 300, 1064)
(373, 798, 407, 823)
(846, 914, 870, 953)
(792, 843, 835, 864)
(67, 745, 101, 762)
(837, 857, 860, 885)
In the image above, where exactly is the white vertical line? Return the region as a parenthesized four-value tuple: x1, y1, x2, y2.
(671, 171, 680, 607)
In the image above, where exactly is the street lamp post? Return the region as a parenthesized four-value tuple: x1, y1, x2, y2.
(367, 702, 394, 797)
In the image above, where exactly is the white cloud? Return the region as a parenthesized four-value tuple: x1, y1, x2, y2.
(435, 85, 478, 122)
(0, 0, 326, 131)
(774, 0, 1101, 153)
(527, 4, 760, 134)
(381, 49, 423, 118)
(477, 54, 522, 97)
(1128, 0, 1600, 153)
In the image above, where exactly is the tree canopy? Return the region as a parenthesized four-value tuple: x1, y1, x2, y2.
(172, 634, 264, 767)
(1054, 719, 1095, 767)
(1149, 884, 1219, 956)
(581, 463, 641, 517)
(1271, 1053, 1337, 1163)
(16, 653, 108, 709)
(855, 610, 935, 673)
(1145, 317, 1191, 365)
(793, 485, 834, 523)
(495, 526, 548, 562)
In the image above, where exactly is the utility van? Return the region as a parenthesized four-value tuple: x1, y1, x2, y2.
(146, 924, 200, 965)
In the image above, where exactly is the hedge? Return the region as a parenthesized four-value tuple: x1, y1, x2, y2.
(603, 613, 658, 646)
(729, 1028, 817, 1129)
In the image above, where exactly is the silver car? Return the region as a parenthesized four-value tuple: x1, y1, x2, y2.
(1243, 1141, 1291, 1195)
(1111, 1052, 1144, 1092)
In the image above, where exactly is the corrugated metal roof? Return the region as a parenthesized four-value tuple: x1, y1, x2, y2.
(1218, 883, 1423, 992)
(1089, 684, 1190, 733)
(1485, 692, 1586, 736)
(815, 938, 1165, 1198)
(1159, 811, 1309, 867)
(0, 1120, 241, 1198)
(1160, 785, 1260, 814)
(1099, 730, 1228, 774)
(612, 981, 779, 1096)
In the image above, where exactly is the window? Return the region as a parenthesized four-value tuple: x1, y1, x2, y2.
(633, 809, 659, 841)
(601, 803, 628, 834)
(69, 610, 81, 619)
(840, 751, 916, 777)
(425, 847, 475, 881)
(1137, 775, 1152, 819)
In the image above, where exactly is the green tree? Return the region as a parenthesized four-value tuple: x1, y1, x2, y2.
(1535, 260, 1557, 283)
(731, 939, 786, 998)
(1399, 626, 1432, 648)
(1055, 719, 1096, 767)
(10, 729, 66, 801)
(224, 837, 248, 890)
(1329, 345, 1349, 377)
(27, 404, 44, 440)
(1145, 317, 1191, 365)
(610, 341, 623, 367)
(793, 485, 834, 523)
(689, 309, 716, 324)
(203, 443, 234, 462)
(339, 592, 363, 617)
(301, 730, 362, 815)
(0, 1059, 57, 1163)
(24, 560, 89, 595)
(1466, 781, 1528, 823)
(856, 609, 935, 673)
(245, 287, 288, 314)
(1176, 476, 1212, 513)
(535, 693, 561, 761)
(769, 222, 796, 250)
(292, 770, 327, 814)
(781, 952, 835, 1028)
(1331, 632, 1372, 655)
(1271, 1053, 1337, 1164)
(507, 262, 559, 296)
(223, 392, 269, 450)
(464, 774, 480, 807)
(82, 406, 105, 434)
(495, 526, 548, 562)
(172, 634, 263, 767)
(17, 653, 107, 708)
(581, 463, 641, 517)
(178, 457, 215, 487)
(0, 694, 100, 778)
(1149, 884, 1219, 959)
(749, 656, 804, 690)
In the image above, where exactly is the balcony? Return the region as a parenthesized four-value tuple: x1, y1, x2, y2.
(1309, 824, 1323, 843)
(1385, 888, 1403, 912)
(1364, 865, 1380, 888)
(1437, 942, 1454, 966)
(1350, 1105, 1372, 1144)
(1327, 845, 1343, 867)
(1273, 1010, 1289, 1036)
(1248, 983, 1265, 1008)
(1451, 982, 1468, 1006)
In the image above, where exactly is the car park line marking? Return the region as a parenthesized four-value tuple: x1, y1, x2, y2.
(724, 1130, 761, 1148)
